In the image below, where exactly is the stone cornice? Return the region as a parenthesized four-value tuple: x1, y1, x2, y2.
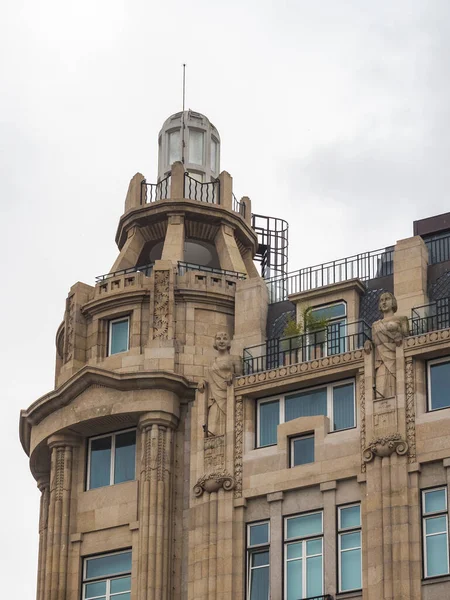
(174, 287, 236, 310)
(20, 366, 194, 456)
(81, 288, 150, 317)
(235, 349, 364, 394)
(404, 328, 450, 357)
(115, 199, 258, 252)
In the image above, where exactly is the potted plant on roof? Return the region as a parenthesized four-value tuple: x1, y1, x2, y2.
(281, 307, 329, 365)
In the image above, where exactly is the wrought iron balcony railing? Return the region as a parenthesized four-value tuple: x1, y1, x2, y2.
(411, 296, 450, 335)
(265, 247, 394, 303)
(96, 263, 154, 283)
(140, 175, 170, 204)
(177, 261, 246, 280)
(232, 193, 246, 218)
(243, 320, 371, 375)
(184, 173, 219, 204)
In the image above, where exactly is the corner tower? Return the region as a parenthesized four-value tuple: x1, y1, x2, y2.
(20, 111, 276, 600)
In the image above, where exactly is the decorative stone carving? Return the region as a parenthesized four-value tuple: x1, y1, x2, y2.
(204, 435, 225, 472)
(64, 294, 74, 363)
(363, 433, 408, 462)
(405, 356, 417, 463)
(193, 470, 235, 497)
(234, 395, 244, 498)
(153, 270, 170, 339)
(367, 292, 409, 398)
(359, 369, 367, 473)
(198, 332, 242, 437)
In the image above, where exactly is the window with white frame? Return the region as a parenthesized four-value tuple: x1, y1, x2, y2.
(428, 358, 450, 411)
(257, 379, 355, 447)
(284, 511, 323, 600)
(210, 137, 219, 173)
(422, 487, 449, 578)
(290, 434, 314, 467)
(247, 521, 270, 600)
(168, 129, 181, 165)
(87, 429, 136, 490)
(108, 317, 129, 356)
(188, 129, 204, 165)
(338, 504, 362, 592)
(83, 550, 131, 600)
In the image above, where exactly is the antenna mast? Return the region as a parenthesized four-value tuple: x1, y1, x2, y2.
(181, 63, 186, 164)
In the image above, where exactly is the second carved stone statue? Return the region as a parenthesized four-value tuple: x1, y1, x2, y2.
(371, 292, 409, 398)
(199, 332, 242, 437)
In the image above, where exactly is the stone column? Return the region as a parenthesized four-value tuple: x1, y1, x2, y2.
(138, 411, 178, 600)
(267, 492, 283, 600)
(43, 434, 79, 600)
(320, 481, 337, 596)
(36, 474, 50, 600)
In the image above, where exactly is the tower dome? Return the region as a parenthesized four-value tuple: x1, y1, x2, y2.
(157, 110, 220, 182)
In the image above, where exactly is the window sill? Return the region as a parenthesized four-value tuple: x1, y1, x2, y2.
(336, 590, 362, 599)
(422, 574, 450, 585)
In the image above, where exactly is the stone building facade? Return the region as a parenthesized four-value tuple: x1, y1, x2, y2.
(20, 111, 450, 600)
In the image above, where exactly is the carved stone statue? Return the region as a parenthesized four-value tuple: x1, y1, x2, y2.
(370, 292, 409, 398)
(198, 332, 242, 437)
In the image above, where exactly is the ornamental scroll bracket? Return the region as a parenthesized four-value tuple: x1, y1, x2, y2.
(363, 433, 408, 463)
(193, 470, 235, 497)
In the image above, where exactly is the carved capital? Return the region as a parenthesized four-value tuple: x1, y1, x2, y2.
(193, 471, 235, 497)
(363, 433, 408, 462)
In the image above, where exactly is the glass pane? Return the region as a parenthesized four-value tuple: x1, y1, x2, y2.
(426, 516, 447, 535)
(251, 551, 269, 568)
(287, 558, 302, 600)
(210, 138, 218, 172)
(110, 320, 129, 355)
(292, 436, 314, 466)
(341, 531, 361, 550)
(114, 431, 136, 484)
(340, 505, 361, 529)
(286, 541, 302, 560)
(312, 303, 346, 320)
(430, 361, 450, 410)
(426, 533, 449, 576)
(333, 383, 355, 430)
(250, 564, 269, 600)
(110, 577, 131, 593)
(259, 400, 279, 446)
(168, 130, 181, 164)
(306, 538, 322, 556)
(425, 489, 447, 514)
(112, 594, 130, 600)
(287, 513, 322, 539)
(341, 548, 362, 591)
(249, 522, 269, 546)
(89, 436, 112, 489)
(189, 130, 204, 164)
(285, 388, 327, 421)
(85, 581, 106, 598)
(86, 552, 132, 580)
(306, 555, 323, 597)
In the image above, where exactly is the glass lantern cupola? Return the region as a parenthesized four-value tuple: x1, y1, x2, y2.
(157, 110, 221, 183)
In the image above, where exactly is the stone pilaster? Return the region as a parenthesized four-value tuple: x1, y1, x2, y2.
(138, 411, 178, 600)
(36, 474, 50, 600)
(44, 434, 79, 600)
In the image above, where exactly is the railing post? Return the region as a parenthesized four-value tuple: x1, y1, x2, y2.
(124, 172, 145, 212)
(240, 196, 252, 225)
(170, 161, 185, 199)
(218, 171, 233, 210)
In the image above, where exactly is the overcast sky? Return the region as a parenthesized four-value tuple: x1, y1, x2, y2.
(2, 1, 450, 595)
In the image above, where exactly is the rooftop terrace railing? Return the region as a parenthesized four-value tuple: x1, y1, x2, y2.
(177, 261, 246, 280)
(140, 175, 170, 204)
(265, 247, 394, 303)
(96, 262, 154, 283)
(232, 193, 246, 218)
(184, 173, 219, 204)
(425, 233, 450, 264)
(243, 320, 371, 375)
(411, 296, 450, 335)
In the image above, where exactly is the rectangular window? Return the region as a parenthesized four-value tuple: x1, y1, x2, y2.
(168, 129, 181, 165)
(87, 429, 136, 490)
(338, 504, 362, 592)
(285, 512, 323, 599)
(310, 302, 347, 356)
(247, 521, 270, 600)
(109, 317, 129, 356)
(422, 487, 449, 578)
(428, 358, 450, 411)
(189, 129, 204, 165)
(257, 380, 355, 447)
(291, 434, 314, 466)
(83, 550, 131, 600)
(210, 137, 219, 172)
